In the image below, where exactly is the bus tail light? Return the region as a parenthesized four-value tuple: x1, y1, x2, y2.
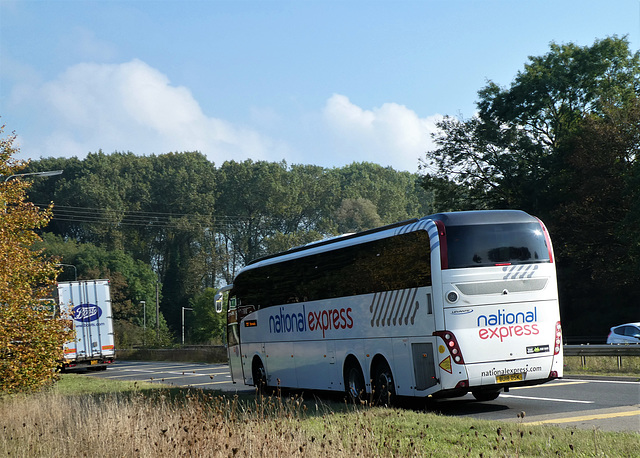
(554, 321, 562, 355)
(433, 330, 465, 364)
(455, 380, 469, 389)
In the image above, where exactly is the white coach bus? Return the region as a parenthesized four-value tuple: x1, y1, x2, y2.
(219, 210, 563, 403)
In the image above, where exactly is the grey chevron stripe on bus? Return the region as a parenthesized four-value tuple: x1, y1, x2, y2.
(370, 288, 419, 327)
(396, 218, 439, 251)
(502, 264, 539, 280)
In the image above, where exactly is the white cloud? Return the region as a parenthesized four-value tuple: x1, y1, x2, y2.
(8, 60, 440, 173)
(13, 59, 279, 163)
(322, 94, 441, 172)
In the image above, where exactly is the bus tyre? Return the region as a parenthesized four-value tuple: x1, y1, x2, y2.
(253, 358, 268, 395)
(472, 390, 500, 402)
(344, 361, 366, 403)
(373, 361, 395, 406)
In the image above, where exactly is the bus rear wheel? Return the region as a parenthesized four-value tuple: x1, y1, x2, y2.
(373, 361, 395, 406)
(472, 389, 500, 402)
(344, 361, 366, 403)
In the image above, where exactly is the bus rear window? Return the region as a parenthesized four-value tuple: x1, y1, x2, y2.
(445, 222, 550, 268)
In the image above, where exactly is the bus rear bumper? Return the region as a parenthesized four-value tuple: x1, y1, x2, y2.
(464, 356, 560, 388)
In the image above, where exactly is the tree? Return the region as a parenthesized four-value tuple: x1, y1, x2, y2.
(550, 102, 640, 336)
(334, 198, 382, 233)
(0, 126, 72, 392)
(189, 287, 226, 344)
(333, 162, 432, 223)
(423, 36, 640, 214)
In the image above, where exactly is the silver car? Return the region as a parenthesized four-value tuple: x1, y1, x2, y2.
(607, 322, 640, 344)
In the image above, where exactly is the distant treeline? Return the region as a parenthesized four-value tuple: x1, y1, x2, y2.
(26, 155, 433, 343)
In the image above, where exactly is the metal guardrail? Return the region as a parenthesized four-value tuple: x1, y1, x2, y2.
(564, 344, 640, 356)
(564, 344, 640, 370)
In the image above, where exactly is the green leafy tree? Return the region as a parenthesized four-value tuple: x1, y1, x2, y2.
(334, 197, 382, 233)
(0, 126, 72, 393)
(550, 102, 640, 336)
(189, 287, 226, 344)
(333, 162, 432, 223)
(424, 36, 640, 213)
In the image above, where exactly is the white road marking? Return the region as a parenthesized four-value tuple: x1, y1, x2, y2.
(501, 394, 594, 404)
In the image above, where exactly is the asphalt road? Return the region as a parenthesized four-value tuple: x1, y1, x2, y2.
(81, 361, 640, 433)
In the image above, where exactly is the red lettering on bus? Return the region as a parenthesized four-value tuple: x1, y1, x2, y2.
(478, 323, 540, 342)
(307, 307, 354, 338)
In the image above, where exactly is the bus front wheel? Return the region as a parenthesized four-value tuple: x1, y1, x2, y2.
(344, 361, 366, 403)
(252, 358, 268, 394)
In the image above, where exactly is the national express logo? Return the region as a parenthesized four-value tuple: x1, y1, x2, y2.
(477, 307, 539, 342)
(72, 304, 103, 323)
(268, 305, 353, 338)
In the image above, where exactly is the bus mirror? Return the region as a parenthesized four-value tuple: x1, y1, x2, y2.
(215, 293, 223, 313)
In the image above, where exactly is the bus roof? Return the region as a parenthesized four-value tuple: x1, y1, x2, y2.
(424, 210, 536, 226)
(247, 210, 537, 267)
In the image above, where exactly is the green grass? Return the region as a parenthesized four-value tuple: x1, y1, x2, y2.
(564, 356, 640, 378)
(50, 373, 159, 395)
(1, 374, 638, 457)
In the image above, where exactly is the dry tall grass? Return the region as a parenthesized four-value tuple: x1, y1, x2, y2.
(0, 388, 386, 457)
(2, 384, 639, 457)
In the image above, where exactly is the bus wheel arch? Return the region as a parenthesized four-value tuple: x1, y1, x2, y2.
(371, 355, 396, 406)
(343, 355, 366, 403)
(252, 356, 268, 393)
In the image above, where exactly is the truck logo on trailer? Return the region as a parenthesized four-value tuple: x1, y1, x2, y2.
(72, 304, 102, 323)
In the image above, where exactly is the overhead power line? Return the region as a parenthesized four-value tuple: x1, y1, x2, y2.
(35, 203, 262, 229)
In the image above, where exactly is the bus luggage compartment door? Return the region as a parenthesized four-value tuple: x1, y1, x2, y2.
(412, 343, 437, 390)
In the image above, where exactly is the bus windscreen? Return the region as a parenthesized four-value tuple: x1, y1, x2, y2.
(446, 223, 551, 268)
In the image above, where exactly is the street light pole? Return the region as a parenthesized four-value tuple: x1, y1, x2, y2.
(140, 301, 146, 347)
(56, 263, 77, 281)
(4, 170, 64, 182)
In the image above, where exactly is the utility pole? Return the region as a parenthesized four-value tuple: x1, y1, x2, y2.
(182, 307, 193, 345)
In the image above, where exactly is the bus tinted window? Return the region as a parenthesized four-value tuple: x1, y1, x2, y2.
(446, 223, 550, 268)
(233, 230, 431, 308)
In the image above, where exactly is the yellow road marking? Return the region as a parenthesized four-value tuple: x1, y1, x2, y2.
(524, 410, 640, 425)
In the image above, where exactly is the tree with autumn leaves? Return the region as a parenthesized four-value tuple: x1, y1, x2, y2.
(0, 126, 72, 393)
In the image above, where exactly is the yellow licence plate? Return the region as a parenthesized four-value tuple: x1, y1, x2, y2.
(90, 360, 97, 365)
(496, 373, 523, 383)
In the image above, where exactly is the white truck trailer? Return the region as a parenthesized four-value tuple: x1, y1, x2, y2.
(57, 279, 116, 371)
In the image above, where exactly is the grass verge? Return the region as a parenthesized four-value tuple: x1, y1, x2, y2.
(564, 356, 640, 379)
(0, 375, 638, 457)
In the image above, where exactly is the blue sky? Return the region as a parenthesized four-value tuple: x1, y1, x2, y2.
(1, 0, 638, 173)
